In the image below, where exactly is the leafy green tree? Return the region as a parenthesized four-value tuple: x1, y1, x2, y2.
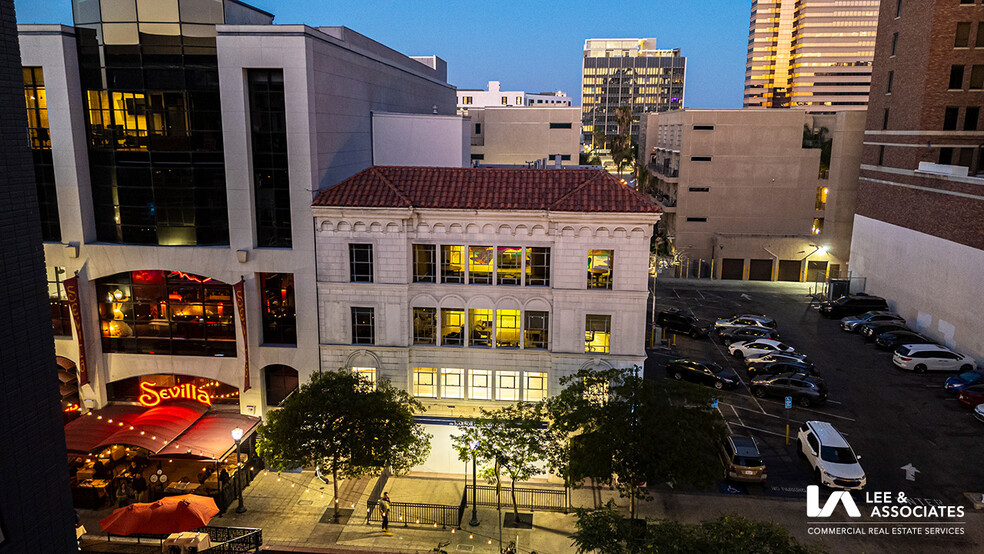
(255, 370, 431, 521)
(611, 107, 637, 175)
(546, 367, 726, 518)
(572, 501, 819, 554)
(451, 402, 546, 523)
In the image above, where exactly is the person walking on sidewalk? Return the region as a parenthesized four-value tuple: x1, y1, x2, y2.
(379, 492, 391, 533)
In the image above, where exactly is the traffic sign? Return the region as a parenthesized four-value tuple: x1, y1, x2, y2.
(784, 396, 792, 409)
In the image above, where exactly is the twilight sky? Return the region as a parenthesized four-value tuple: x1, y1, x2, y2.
(14, 0, 750, 108)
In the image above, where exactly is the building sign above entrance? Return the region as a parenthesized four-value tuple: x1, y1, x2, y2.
(138, 382, 212, 407)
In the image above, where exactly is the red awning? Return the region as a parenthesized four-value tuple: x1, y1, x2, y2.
(64, 405, 145, 454)
(158, 411, 261, 460)
(96, 401, 208, 453)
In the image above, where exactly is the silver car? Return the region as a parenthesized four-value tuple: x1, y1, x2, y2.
(840, 311, 904, 332)
(715, 315, 777, 334)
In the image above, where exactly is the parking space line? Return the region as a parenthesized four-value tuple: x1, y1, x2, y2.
(723, 402, 804, 425)
(715, 406, 733, 433)
(673, 288, 682, 298)
(696, 289, 706, 300)
(730, 404, 746, 427)
(754, 398, 857, 422)
(728, 423, 788, 438)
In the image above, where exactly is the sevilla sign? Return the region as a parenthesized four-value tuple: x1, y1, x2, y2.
(138, 381, 212, 407)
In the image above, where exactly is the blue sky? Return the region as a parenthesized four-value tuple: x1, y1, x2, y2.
(14, 0, 749, 108)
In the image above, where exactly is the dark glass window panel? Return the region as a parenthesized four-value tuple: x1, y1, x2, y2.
(351, 307, 375, 345)
(525, 247, 550, 286)
(248, 69, 291, 247)
(24, 68, 61, 241)
(412, 244, 436, 283)
(524, 311, 549, 349)
(944, 107, 960, 130)
(949, 65, 965, 89)
(349, 244, 374, 282)
(264, 364, 298, 407)
(260, 273, 297, 345)
(965, 106, 979, 130)
(412, 307, 437, 345)
(956, 22, 972, 48)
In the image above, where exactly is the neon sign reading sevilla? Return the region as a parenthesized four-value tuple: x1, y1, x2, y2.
(138, 381, 212, 407)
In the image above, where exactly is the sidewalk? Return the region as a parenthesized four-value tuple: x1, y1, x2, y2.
(80, 470, 984, 553)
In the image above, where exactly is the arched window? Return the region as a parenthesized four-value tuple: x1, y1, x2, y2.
(264, 365, 298, 407)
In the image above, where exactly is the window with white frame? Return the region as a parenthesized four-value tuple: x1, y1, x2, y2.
(413, 367, 437, 398)
(352, 367, 376, 388)
(495, 370, 520, 401)
(468, 369, 492, 400)
(524, 372, 547, 401)
(441, 368, 464, 399)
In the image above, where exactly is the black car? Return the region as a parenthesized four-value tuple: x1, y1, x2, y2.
(666, 359, 738, 390)
(858, 321, 910, 341)
(656, 310, 711, 338)
(819, 295, 889, 318)
(874, 330, 938, 351)
(720, 326, 780, 346)
(746, 361, 818, 379)
(750, 372, 828, 407)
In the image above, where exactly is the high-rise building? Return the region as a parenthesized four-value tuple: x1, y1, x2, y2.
(744, 0, 879, 110)
(850, 0, 984, 360)
(581, 39, 685, 148)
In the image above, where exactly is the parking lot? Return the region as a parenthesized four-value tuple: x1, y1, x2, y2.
(645, 277, 984, 506)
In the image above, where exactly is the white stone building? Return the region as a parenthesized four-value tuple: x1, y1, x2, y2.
(457, 80, 571, 114)
(312, 166, 660, 422)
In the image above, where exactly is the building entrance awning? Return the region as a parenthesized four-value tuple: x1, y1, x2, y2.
(155, 411, 261, 460)
(94, 401, 208, 453)
(64, 405, 145, 454)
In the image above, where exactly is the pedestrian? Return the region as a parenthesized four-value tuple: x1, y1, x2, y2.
(378, 492, 391, 532)
(131, 473, 148, 502)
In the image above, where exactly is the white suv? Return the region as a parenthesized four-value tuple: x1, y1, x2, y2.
(797, 421, 866, 490)
(893, 344, 976, 373)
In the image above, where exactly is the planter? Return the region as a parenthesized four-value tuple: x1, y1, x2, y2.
(503, 512, 533, 529)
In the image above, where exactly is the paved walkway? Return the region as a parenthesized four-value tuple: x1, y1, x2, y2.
(79, 469, 984, 553)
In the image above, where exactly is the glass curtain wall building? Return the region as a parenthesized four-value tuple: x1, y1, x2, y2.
(581, 39, 685, 148)
(744, 0, 879, 109)
(73, 0, 230, 245)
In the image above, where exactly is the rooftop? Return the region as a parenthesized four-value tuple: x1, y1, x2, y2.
(312, 166, 661, 213)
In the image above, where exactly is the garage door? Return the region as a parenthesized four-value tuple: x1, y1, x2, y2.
(806, 260, 828, 282)
(720, 258, 744, 280)
(777, 260, 801, 281)
(748, 259, 773, 281)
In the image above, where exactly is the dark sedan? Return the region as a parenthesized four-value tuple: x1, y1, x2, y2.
(859, 321, 910, 341)
(720, 326, 780, 346)
(957, 385, 984, 409)
(874, 330, 937, 351)
(750, 372, 828, 407)
(666, 359, 738, 390)
(746, 361, 818, 379)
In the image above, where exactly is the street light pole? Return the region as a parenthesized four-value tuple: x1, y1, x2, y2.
(231, 426, 246, 514)
(469, 440, 479, 526)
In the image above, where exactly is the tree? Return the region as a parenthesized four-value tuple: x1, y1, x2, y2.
(451, 402, 546, 523)
(610, 107, 637, 175)
(255, 370, 431, 521)
(572, 502, 820, 554)
(545, 367, 726, 518)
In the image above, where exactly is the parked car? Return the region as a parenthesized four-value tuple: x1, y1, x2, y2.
(720, 326, 780, 346)
(874, 330, 937, 351)
(892, 344, 976, 373)
(797, 421, 866, 490)
(841, 311, 904, 332)
(747, 361, 818, 379)
(944, 371, 984, 393)
(859, 321, 911, 341)
(665, 359, 738, 390)
(719, 436, 767, 483)
(819, 295, 889, 318)
(714, 315, 777, 333)
(975, 404, 984, 424)
(656, 310, 711, 338)
(751, 372, 828, 407)
(744, 352, 813, 368)
(956, 385, 984, 409)
(728, 339, 796, 360)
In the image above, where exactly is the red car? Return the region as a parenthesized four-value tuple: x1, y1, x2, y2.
(957, 385, 984, 409)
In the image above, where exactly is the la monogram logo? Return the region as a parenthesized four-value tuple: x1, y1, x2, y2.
(807, 485, 861, 518)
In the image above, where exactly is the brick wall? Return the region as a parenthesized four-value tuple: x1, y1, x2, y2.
(0, 0, 77, 551)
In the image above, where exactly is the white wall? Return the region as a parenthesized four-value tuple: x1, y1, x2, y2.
(372, 113, 468, 167)
(850, 215, 984, 363)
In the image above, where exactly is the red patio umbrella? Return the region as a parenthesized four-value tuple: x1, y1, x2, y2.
(99, 494, 219, 536)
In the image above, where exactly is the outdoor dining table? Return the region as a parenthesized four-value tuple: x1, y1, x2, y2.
(164, 481, 200, 496)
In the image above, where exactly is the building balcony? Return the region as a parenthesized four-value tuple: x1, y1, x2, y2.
(649, 162, 679, 179)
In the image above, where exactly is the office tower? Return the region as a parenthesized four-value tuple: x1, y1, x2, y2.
(850, 0, 984, 361)
(744, 0, 879, 109)
(581, 39, 685, 148)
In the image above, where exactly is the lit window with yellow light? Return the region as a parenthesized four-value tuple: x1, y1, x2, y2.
(585, 314, 611, 354)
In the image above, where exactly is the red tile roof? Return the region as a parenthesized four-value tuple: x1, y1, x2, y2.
(312, 166, 661, 213)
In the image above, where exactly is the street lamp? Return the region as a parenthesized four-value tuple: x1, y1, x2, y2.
(468, 439, 480, 526)
(231, 426, 246, 513)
